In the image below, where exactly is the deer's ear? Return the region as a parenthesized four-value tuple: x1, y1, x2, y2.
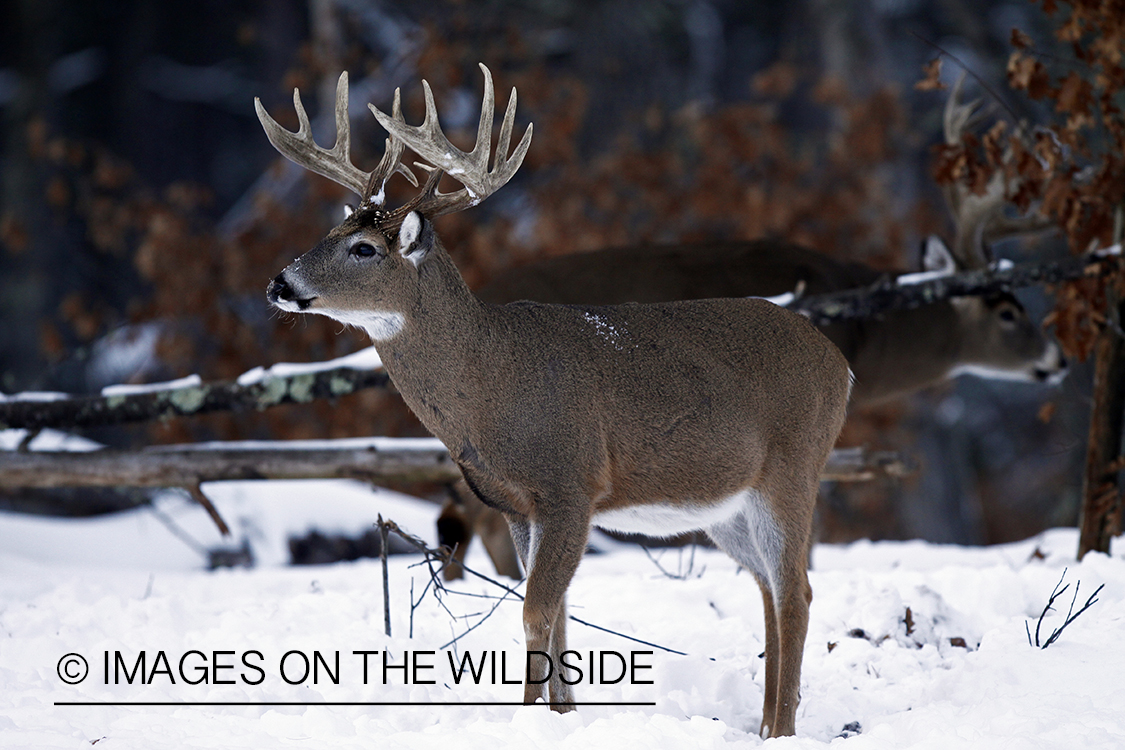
(921, 235, 957, 275)
(397, 211, 432, 267)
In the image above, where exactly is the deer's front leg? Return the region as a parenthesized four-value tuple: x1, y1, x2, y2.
(519, 505, 589, 711)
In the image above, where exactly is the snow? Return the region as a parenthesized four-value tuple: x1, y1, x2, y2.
(894, 268, 952, 286)
(0, 428, 102, 452)
(150, 436, 447, 453)
(758, 291, 796, 307)
(582, 312, 628, 351)
(236, 347, 383, 386)
(2, 345, 385, 405)
(0, 390, 70, 403)
(100, 375, 203, 397)
(0, 480, 439, 570)
(1, 480, 1123, 748)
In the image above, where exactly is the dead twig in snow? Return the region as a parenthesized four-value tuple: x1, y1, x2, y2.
(378, 517, 686, 655)
(378, 514, 391, 637)
(1026, 567, 1105, 648)
(641, 544, 705, 580)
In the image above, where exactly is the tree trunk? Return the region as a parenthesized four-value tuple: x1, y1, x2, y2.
(1078, 208, 1125, 559)
(1078, 283, 1125, 558)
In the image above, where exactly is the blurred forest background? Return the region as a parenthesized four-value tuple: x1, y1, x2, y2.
(1, 0, 1122, 548)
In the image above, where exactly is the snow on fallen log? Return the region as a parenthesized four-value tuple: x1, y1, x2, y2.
(0, 352, 389, 431)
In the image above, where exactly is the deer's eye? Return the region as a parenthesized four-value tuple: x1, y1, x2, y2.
(352, 242, 379, 258)
(999, 308, 1017, 323)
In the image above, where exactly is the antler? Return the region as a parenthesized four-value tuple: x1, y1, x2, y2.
(941, 74, 1054, 268)
(369, 63, 534, 219)
(254, 72, 417, 204)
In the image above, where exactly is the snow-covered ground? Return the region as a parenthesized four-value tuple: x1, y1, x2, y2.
(1, 479, 1122, 749)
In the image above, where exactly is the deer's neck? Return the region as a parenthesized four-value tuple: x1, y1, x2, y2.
(846, 303, 963, 405)
(373, 249, 490, 442)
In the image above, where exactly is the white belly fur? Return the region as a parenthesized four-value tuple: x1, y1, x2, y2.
(593, 492, 747, 538)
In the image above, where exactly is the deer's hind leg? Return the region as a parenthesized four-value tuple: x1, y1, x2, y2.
(708, 481, 814, 739)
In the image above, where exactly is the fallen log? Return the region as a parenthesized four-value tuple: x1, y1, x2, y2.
(0, 439, 460, 489)
(0, 441, 909, 490)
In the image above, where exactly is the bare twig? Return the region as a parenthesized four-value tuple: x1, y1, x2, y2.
(407, 549, 457, 637)
(378, 514, 391, 637)
(641, 545, 704, 580)
(379, 518, 686, 655)
(1033, 569, 1070, 647)
(383, 519, 524, 600)
(408, 577, 416, 639)
(1042, 581, 1105, 649)
(382, 518, 520, 649)
(908, 31, 1020, 125)
(1027, 567, 1106, 648)
(438, 582, 521, 652)
(186, 483, 230, 537)
(566, 615, 687, 656)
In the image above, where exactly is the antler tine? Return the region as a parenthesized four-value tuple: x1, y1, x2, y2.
(940, 73, 999, 268)
(982, 211, 1057, 246)
(939, 71, 1056, 268)
(364, 89, 418, 205)
(475, 63, 534, 195)
(462, 63, 494, 167)
(495, 83, 518, 172)
(330, 71, 351, 169)
(944, 73, 979, 146)
(369, 62, 534, 219)
(255, 72, 371, 197)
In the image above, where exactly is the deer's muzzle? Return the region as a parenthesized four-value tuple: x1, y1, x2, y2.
(267, 272, 314, 311)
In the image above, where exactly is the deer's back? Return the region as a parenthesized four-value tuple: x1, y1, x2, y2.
(493, 296, 845, 394)
(465, 297, 851, 502)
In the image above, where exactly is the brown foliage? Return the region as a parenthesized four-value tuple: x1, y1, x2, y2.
(518, 72, 914, 271)
(915, 58, 947, 92)
(32, 14, 937, 442)
(931, 0, 1125, 361)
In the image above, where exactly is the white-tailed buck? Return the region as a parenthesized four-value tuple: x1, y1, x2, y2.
(257, 65, 851, 737)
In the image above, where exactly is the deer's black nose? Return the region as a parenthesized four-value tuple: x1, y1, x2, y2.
(268, 272, 315, 310)
(267, 273, 293, 304)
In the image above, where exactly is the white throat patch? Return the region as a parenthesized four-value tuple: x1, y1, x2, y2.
(317, 309, 406, 342)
